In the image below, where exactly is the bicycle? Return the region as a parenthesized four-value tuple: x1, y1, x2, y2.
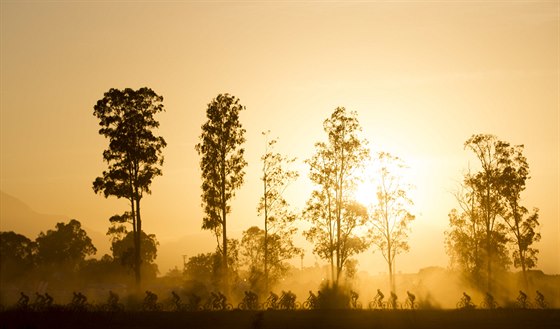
(480, 293, 497, 309)
(513, 291, 532, 309)
(278, 291, 297, 310)
(535, 292, 548, 309)
(456, 293, 475, 310)
(15, 292, 30, 311)
(238, 291, 259, 310)
(142, 290, 161, 311)
(99, 291, 125, 312)
(368, 293, 386, 310)
(302, 291, 318, 310)
(403, 291, 418, 310)
(350, 290, 362, 309)
(387, 293, 401, 310)
(263, 292, 279, 310)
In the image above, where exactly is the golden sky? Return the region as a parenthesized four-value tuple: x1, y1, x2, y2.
(1, 1, 558, 274)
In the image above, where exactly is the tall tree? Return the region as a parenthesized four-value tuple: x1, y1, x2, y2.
(368, 152, 415, 293)
(195, 93, 247, 290)
(92, 87, 166, 289)
(258, 131, 300, 290)
(304, 107, 370, 286)
(499, 143, 540, 289)
(464, 134, 511, 292)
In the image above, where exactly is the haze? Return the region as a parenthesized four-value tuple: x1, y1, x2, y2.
(0, 1, 558, 275)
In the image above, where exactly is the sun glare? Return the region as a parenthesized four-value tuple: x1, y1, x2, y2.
(354, 178, 376, 207)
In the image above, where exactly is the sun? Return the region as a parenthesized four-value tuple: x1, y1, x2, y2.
(354, 174, 377, 207)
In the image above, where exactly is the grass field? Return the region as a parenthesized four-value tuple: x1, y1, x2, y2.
(1, 309, 559, 329)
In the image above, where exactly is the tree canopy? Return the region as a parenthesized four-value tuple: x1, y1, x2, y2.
(35, 219, 96, 269)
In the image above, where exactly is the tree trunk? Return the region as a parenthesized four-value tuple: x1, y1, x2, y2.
(515, 215, 529, 290)
(222, 202, 228, 290)
(129, 195, 140, 292)
(519, 242, 529, 290)
(263, 174, 269, 292)
(486, 233, 492, 293)
(388, 257, 394, 293)
(135, 196, 142, 292)
(220, 148, 229, 292)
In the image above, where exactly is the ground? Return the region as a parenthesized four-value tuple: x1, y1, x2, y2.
(1, 309, 559, 329)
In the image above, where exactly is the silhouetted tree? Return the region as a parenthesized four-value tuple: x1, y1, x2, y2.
(498, 143, 540, 289)
(92, 87, 166, 289)
(368, 152, 415, 292)
(258, 131, 300, 290)
(79, 254, 125, 284)
(464, 134, 512, 292)
(304, 107, 370, 285)
(111, 231, 159, 279)
(195, 93, 247, 290)
(0, 231, 36, 282)
(184, 253, 216, 284)
(444, 180, 485, 280)
(35, 219, 96, 271)
(240, 226, 299, 292)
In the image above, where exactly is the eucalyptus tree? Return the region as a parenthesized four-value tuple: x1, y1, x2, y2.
(258, 131, 300, 290)
(368, 152, 415, 293)
(446, 134, 540, 292)
(195, 93, 247, 289)
(463, 134, 511, 292)
(444, 178, 485, 280)
(498, 143, 540, 289)
(304, 107, 370, 286)
(92, 87, 166, 288)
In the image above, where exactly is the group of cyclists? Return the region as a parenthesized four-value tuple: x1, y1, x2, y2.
(366, 289, 417, 310)
(457, 290, 547, 309)
(14, 290, 126, 312)
(9, 288, 549, 312)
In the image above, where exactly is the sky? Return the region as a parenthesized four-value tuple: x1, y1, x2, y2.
(1, 0, 558, 275)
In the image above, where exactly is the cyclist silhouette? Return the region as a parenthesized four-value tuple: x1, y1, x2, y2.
(172, 291, 181, 309)
(18, 292, 29, 305)
(407, 291, 415, 303)
(44, 293, 53, 307)
(535, 290, 547, 308)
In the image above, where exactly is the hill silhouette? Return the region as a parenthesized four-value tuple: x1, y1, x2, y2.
(0, 191, 110, 256)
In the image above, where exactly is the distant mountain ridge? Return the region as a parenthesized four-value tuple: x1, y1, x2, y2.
(0, 191, 69, 238)
(0, 191, 110, 256)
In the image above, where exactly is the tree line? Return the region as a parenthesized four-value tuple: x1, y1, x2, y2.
(1, 87, 541, 300)
(0, 219, 159, 288)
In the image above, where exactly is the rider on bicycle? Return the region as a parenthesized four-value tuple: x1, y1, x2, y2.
(406, 291, 416, 307)
(535, 290, 546, 308)
(462, 292, 471, 304)
(18, 292, 29, 307)
(517, 290, 527, 305)
(350, 290, 359, 307)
